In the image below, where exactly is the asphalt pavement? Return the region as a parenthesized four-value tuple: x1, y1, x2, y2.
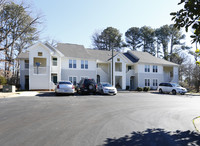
(0, 92, 200, 146)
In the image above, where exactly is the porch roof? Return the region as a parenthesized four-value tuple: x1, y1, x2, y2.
(18, 52, 29, 59)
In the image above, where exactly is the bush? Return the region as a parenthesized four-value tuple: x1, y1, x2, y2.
(143, 87, 150, 92)
(0, 76, 7, 85)
(136, 87, 143, 92)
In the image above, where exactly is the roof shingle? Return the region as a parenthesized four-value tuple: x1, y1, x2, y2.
(128, 51, 179, 66)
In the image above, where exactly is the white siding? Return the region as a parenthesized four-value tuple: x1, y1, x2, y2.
(61, 58, 96, 70)
(29, 43, 51, 90)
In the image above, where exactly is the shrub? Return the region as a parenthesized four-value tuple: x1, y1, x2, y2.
(0, 76, 7, 85)
(136, 87, 143, 91)
(143, 87, 150, 92)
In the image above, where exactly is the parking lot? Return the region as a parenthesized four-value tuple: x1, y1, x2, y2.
(0, 92, 200, 146)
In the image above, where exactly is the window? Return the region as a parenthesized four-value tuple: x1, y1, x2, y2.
(69, 77, 73, 83)
(153, 79, 158, 86)
(73, 60, 76, 68)
(145, 79, 150, 86)
(38, 52, 42, 56)
(81, 60, 88, 69)
(81, 60, 84, 69)
(153, 65, 158, 73)
(80, 76, 88, 81)
(69, 76, 77, 85)
(52, 57, 57, 66)
(25, 60, 29, 69)
(128, 66, 131, 71)
(51, 74, 57, 84)
(145, 65, 150, 72)
(73, 77, 77, 85)
(117, 58, 120, 62)
(85, 60, 88, 69)
(69, 60, 72, 68)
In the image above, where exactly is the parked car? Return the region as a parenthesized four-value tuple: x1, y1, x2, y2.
(55, 81, 75, 95)
(97, 82, 117, 95)
(76, 78, 97, 95)
(158, 82, 187, 95)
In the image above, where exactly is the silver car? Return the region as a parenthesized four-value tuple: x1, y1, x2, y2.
(158, 82, 187, 95)
(97, 82, 117, 95)
(55, 81, 75, 95)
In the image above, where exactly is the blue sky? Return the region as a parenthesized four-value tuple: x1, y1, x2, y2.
(30, 0, 192, 49)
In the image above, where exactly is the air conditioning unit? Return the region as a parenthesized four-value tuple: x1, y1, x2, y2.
(3, 85, 16, 93)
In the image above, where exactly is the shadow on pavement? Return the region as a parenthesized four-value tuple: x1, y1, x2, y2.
(103, 128, 200, 146)
(36, 92, 57, 97)
(36, 92, 116, 97)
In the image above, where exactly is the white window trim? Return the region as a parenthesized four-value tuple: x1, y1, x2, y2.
(145, 65, 150, 73)
(85, 60, 88, 69)
(81, 60, 88, 69)
(73, 60, 76, 68)
(81, 60, 84, 69)
(80, 76, 88, 81)
(145, 78, 150, 87)
(69, 76, 77, 85)
(52, 57, 57, 66)
(24, 60, 29, 69)
(69, 59, 72, 68)
(152, 79, 158, 87)
(153, 65, 158, 73)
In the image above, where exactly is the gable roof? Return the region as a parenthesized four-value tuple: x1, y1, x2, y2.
(56, 43, 94, 59)
(17, 42, 179, 67)
(87, 49, 118, 62)
(128, 51, 179, 66)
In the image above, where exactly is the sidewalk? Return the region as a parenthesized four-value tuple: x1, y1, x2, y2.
(0, 91, 39, 98)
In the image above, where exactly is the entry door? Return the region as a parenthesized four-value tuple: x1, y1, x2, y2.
(53, 75, 57, 84)
(130, 77, 134, 90)
(25, 76, 29, 90)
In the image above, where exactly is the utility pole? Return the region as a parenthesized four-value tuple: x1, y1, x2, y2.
(111, 46, 114, 86)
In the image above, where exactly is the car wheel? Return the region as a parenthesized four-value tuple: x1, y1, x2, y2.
(159, 89, 163, 94)
(101, 89, 104, 95)
(88, 84, 93, 89)
(172, 90, 176, 95)
(78, 90, 83, 95)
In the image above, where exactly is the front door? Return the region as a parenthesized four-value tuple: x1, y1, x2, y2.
(53, 75, 57, 84)
(130, 76, 134, 90)
(25, 75, 29, 90)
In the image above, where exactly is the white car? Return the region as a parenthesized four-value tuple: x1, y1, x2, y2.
(158, 82, 187, 95)
(55, 81, 75, 95)
(97, 82, 117, 95)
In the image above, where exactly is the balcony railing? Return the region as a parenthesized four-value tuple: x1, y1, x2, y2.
(34, 67, 47, 74)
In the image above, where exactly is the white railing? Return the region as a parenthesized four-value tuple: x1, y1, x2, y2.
(49, 81, 56, 90)
(51, 66, 59, 73)
(126, 69, 135, 75)
(34, 67, 47, 74)
(97, 68, 108, 76)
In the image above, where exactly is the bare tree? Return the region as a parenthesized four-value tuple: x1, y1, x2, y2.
(0, 2, 42, 82)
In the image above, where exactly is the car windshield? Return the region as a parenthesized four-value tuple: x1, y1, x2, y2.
(59, 82, 72, 85)
(102, 83, 112, 87)
(171, 83, 181, 87)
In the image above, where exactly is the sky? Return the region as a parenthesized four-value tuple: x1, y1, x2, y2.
(28, 0, 194, 49)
